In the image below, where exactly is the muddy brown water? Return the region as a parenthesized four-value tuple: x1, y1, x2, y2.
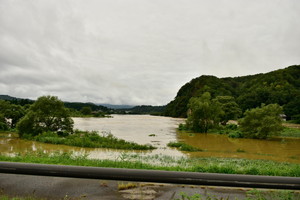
(1, 115, 300, 163)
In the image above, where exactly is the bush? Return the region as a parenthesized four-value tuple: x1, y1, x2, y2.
(226, 124, 238, 130)
(228, 131, 244, 138)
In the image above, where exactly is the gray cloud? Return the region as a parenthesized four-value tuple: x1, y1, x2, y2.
(0, 0, 299, 105)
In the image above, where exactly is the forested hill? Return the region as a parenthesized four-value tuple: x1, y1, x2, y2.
(164, 65, 300, 119)
(0, 95, 110, 112)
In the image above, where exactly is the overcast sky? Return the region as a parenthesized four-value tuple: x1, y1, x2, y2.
(0, 0, 299, 105)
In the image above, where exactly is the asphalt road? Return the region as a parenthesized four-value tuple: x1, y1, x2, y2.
(0, 173, 249, 200)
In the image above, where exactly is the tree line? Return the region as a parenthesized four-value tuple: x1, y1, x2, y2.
(184, 92, 284, 139)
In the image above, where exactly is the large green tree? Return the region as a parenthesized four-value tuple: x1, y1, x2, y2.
(239, 104, 283, 139)
(186, 92, 223, 133)
(0, 100, 10, 130)
(17, 96, 74, 137)
(215, 96, 242, 125)
(0, 100, 25, 129)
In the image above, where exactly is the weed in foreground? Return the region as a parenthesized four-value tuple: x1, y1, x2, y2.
(174, 192, 229, 200)
(174, 189, 299, 200)
(118, 182, 138, 190)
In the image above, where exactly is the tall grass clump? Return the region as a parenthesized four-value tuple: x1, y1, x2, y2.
(168, 141, 203, 152)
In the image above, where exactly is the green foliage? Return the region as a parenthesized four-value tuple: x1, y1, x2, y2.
(167, 142, 203, 152)
(228, 131, 244, 138)
(30, 130, 155, 150)
(80, 106, 92, 115)
(245, 189, 297, 200)
(16, 96, 74, 137)
(216, 124, 244, 138)
(291, 114, 300, 124)
(280, 127, 300, 137)
(0, 114, 9, 130)
(284, 96, 300, 123)
(117, 105, 165, 114)
(175, 190, 298, 200)
(239, 104, 284, 139)
(186, 92, 223, 133)
(214, 96, 242, 125)
(0, 100, 25, 129)
(175, 192, 229, 200)
(165, 65, 300, 119)
(178, 123, 188, 131)
(0, 195, 44, 200)
(64, 102, 109, 113)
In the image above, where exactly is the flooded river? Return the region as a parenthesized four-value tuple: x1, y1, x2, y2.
(1, 115, 300, 163)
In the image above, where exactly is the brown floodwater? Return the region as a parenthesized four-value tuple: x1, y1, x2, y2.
(1, 115, 300, 163)
(0, 115, 185, 159)
(177, 132, 300, 163)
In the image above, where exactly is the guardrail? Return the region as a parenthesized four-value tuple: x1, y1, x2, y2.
(0, 162, 299, 190)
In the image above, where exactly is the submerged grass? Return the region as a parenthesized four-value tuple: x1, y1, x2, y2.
(28, 130, 155, 150)
(168, 142, 203, 152)
(1, 152, 299, 177)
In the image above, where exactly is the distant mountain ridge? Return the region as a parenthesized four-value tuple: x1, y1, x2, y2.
(164, 65, 300, 119)
(0, 95, 110, 112)
(0, 95, 164, 114)
(98, 104, 135, 109)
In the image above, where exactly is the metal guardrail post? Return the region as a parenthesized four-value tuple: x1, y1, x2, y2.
(0, 162, 299, 190)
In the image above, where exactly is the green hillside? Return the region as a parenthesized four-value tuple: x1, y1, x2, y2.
(164, 65, 300, 119)
(0, 95, 110, 113)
